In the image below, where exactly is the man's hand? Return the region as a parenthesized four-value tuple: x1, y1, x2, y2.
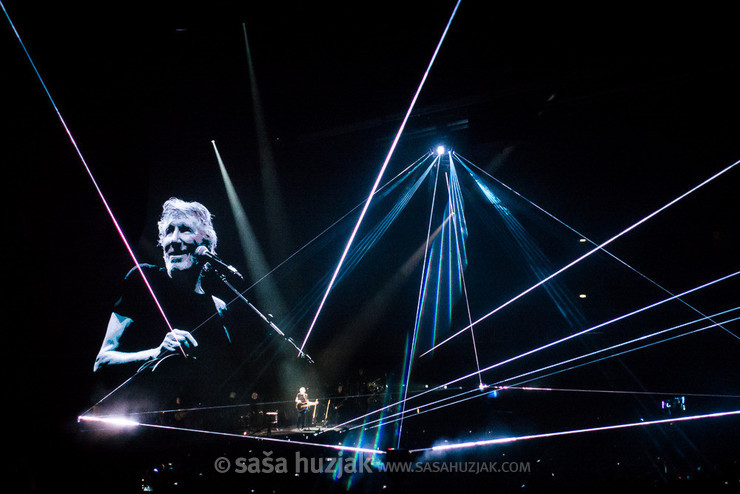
(158, 329, 198, 356)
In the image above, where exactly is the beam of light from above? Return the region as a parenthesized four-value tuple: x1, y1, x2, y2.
(242, 153, 433, 296)
(331, 162, 436, 285)
(325, 270, 739, 432)
(446, 168, 482, 386)
(341, 426, 368, 488)
(212, 141, 287, 317)
(371, 386, 396, 450)
(421, 157, 740, 357)
(410, 409, 740, 453)
(448, 153, 468, 264)
(467, 167, 586, 330)
(427, 171, 448, 349)
(398, 157, 442, 448)
(299, 0, 462, 355)
(454, 152, 740, 341)
(316, 167, 441, 373)
(282, 160, 436, 330)
(318, 215, 456, 438)
(394, 334, 412, 444)
(413, 155, 469, 356)
(242, 22, 292, 262)
(1, 2, 182, 352)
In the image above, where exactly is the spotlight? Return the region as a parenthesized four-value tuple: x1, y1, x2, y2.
(436, 145, 446, 155)
(78, 415, 140, 427)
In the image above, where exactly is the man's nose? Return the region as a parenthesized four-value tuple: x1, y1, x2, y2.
(166, 228, 184, 246)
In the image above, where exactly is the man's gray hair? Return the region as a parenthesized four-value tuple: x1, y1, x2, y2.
(157, 197, 218, 252)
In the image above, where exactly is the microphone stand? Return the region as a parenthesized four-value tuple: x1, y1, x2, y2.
(213, 268, 314, 364)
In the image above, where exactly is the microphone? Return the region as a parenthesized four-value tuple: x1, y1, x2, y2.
(195, 245, 243, 279)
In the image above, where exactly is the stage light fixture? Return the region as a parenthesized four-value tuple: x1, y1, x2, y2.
(436, 145, 446, 155)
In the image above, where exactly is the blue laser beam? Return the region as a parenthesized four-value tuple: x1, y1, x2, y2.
(508, 314, 740, 388)
(421, 157, 740, 357)
(399, 157, 443, 448)
(353, 311, 740, 433)
(455, 152, 740, 340)
(299, 0, 462, 355)
(500, 309, 740, 386)
(417, 158, 470, 354)
(326, 270, 739, 432)
(242, 153, 433, 297)
(466, 166, 587, 330)
(440, 270, 740, 386)
(282, 160, 435, 329)
(495, 307, 740, 386)
(445, 169, 482, 384)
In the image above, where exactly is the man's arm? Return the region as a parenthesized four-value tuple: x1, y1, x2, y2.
(93, 312, 197, 371)
(94, 312, 158, 371)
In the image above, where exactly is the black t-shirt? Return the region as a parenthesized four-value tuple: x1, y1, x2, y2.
(112, 264, 232, 356)
(96, 264, 263, 411)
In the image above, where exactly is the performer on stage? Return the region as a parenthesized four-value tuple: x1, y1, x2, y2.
(93, 197, 262, 411)
(295, 387, 317, 430)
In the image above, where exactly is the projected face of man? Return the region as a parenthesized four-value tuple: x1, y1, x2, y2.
(161, 215, 208, 277)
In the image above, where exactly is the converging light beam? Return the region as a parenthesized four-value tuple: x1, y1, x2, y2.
(298, 0, 462, 355)
(421, 157, 740, 356)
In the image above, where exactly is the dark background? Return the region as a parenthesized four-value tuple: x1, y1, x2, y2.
(6, 1, 739, 492)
